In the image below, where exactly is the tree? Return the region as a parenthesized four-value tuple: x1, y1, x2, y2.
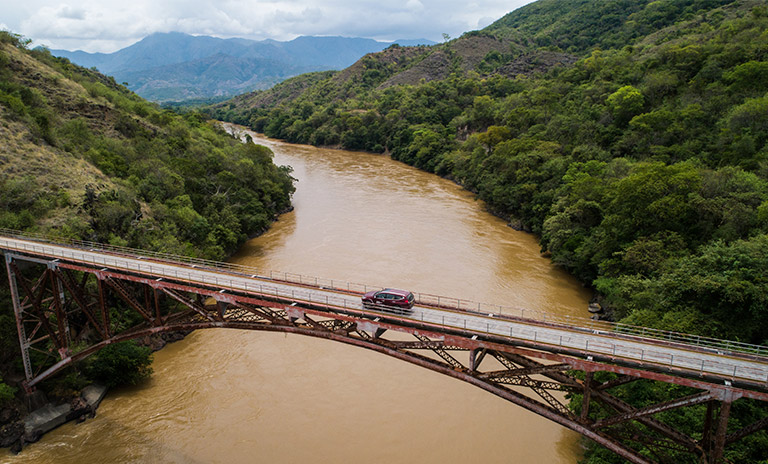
(606, 85, 645, 126)
(724, 61, 768, 94)
(476, 125, 512, 150)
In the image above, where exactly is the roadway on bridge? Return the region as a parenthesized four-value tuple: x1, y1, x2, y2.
(2, 235, 767, 386)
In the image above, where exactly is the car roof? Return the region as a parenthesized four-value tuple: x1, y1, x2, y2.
(381, 288, 412, 296)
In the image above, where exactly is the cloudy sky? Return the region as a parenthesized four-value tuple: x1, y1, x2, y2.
(1, 0, 537, 53)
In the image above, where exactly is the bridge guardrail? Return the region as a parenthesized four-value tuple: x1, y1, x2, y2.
(415, 294, 767, 358)
(0, 228, 766, 359)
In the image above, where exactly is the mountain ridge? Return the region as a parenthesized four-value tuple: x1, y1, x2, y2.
(50, 32, 436, 101)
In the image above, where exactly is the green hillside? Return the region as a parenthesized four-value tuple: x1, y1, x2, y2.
(0, 32, 294, 254)
(485, 0, 734, 51)
(0, 31, 294, 408)
(207, 1, 768, 461)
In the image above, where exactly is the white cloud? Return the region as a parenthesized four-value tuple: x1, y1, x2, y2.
(9, 0, 536, 53)
(406, 0, 425, 11)
(58, 5, 86, 20)
(272, 7, 324, 27)
(477, 16, 497, 29)
(23, 4, 143, 41)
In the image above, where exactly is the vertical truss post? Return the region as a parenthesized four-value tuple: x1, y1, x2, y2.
(146, 285, 163, 326)
(97, 275, 110, 338)
(5, 254, 33, 383)
(581, 371, 593, 423)
(702, 400, 715, 460)
(711, 392, 734, 463)
(469, 349, 486, 372)
(154, 286, 162, 326)
(47, 262, 71, 358)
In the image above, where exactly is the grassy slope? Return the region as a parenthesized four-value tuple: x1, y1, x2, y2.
(0, 41, 119, 230)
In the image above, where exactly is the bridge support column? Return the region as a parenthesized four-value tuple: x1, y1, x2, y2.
(701, 400, 715, 461)
(96, 275, 110, 338)
(5, 254, 33, 384)
(47, 262, 72, 359)
(581, 371, 593, 423)
(469, 349, 486, 372)
(711, 393, 733, 464)
(217, 301, 228, 320)
(145, 286, 163, 326)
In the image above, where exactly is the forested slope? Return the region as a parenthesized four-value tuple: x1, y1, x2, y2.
(207, 1, 768, 461)
(0, 31, 294, 417)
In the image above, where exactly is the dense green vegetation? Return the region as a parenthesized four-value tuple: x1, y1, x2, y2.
(0, 377, 15, 404)
(206, 1, 768, 461)
(486, 0, 735, 52)
(0, 31, 294, 399)
(84, 341, 154, 388)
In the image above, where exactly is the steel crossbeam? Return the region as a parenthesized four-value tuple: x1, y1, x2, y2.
(413, 333, 465, 370)
(594, 391, 714, 429)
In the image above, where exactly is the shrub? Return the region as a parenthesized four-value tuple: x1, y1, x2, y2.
(0, 377, 16, 404)
(45, 371, 88, 402)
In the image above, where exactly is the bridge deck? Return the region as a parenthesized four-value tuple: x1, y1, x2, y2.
(2, 234, 767, 389)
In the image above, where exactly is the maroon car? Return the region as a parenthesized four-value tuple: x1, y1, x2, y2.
(362, 288, 415, 313)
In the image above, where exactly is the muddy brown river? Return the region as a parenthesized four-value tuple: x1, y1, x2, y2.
(4, 126, 592, 463)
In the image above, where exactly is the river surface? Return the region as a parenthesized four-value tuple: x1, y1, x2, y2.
(4, 126, 592, 463)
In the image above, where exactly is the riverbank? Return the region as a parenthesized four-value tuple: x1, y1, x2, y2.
(0, 381, 108, 453)
(0, 330, 190, 454)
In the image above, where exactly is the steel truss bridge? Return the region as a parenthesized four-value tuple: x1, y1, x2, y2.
(2, 230, 768, 463)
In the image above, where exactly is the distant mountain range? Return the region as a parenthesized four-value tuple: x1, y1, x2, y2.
(51, 32, 435, 102)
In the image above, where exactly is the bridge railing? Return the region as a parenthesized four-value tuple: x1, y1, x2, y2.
(416, 293, 767, 357)
(0, 228, 381, 293)
(1, 228, 766, 358)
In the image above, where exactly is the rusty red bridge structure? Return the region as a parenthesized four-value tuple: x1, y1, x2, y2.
(2, 229, 768, 463)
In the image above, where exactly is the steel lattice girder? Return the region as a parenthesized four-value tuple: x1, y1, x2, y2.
(4, 252, 768, 464)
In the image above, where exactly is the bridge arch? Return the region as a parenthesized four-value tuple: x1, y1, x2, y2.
(21, 318, 657, 464)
